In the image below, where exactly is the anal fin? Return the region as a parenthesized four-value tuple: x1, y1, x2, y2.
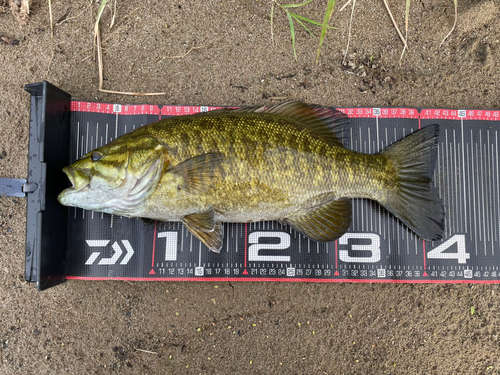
(282, 198, 352, 242)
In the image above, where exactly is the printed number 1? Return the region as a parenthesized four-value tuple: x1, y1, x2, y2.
(158, 231, 178, 261)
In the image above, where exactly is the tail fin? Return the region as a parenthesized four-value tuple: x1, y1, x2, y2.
(380, 124, 444, 241)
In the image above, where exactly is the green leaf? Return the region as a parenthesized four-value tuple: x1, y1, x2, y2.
(316, 0, 336, 65)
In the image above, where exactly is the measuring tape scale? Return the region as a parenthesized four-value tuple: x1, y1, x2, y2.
(64, 103, 500, 283)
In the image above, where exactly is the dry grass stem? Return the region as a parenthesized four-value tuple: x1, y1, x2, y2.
(342, 0, 356, 65)
(271, 1, 275, 46)
(400, 0, 410, 61)
(94, 1, 165, 96)
(382, 0, 408, 52)
(48, 0, 53, 36)
(111, 5, 142, 29)
(134, 348, 159, 355)
(10, 0, 31, 25)
(99, 89, 167, 96)
(45, 48, 55, 77)
(54, 8, 70, 26)
(99, 6, 143, 45)
(96, 20, 104, 90)
(162, 45, 205, 60)
(404, 0, 410, 45)
(439, 0, 457, 47)
(96, 2, 141, 45)
(110, 0, 117, 29)
(55, 7, 86, 27)
(339, 0, 352, 12)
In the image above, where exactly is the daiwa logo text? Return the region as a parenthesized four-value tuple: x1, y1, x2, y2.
(85, 240, 135, 265)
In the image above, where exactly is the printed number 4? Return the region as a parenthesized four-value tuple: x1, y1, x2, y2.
(427, 235, 470, 264)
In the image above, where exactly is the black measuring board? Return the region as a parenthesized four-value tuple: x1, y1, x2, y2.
(62, 102, 500, 284)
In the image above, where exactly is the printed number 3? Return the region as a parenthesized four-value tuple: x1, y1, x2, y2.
(339, 233, 381, 263)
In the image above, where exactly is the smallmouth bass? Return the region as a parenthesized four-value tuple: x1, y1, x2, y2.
(58, 102, 444, 252)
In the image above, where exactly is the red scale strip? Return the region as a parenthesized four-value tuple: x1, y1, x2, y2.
(66, 276, 500, 284)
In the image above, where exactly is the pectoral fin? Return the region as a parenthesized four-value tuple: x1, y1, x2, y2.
(182, 207, 216, 232)
(282, 198, 352, 242)
(182, 208, 224, 252)
(170, 153, 225, 193)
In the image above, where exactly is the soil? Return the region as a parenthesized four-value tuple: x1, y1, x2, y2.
(1, 0, 500, 374)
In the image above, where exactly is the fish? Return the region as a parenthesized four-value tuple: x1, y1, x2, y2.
(57, 101, 444, 252)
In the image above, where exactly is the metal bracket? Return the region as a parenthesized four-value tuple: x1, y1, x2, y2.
(0, 178, 29, 197)
(0, 178, 38, 197)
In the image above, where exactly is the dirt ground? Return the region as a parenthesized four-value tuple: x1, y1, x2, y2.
(1, 0, 500, 374)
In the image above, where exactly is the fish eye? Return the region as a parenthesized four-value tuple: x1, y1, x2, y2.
(91, 151, 103, 162)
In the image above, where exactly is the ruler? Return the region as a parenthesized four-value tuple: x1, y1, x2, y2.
(61, 102, 500, 284)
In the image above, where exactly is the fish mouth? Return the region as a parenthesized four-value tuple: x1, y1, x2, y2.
(58, 167, 91, 207)
(61, 166, 90, 192)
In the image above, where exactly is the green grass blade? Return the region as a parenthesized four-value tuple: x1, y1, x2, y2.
(96, 0, 109, 25)
(316, 0, 336, 64)
(288, 12, 334, 28)
(293, 15, 317, 40)
(282, 0, 314, 9)
(286, 12, 297, 61)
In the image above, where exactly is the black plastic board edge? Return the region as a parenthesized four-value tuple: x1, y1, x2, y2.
(24, 81, 71, 290)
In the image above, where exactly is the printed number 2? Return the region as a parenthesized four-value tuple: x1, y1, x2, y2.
(248, 232, 291, 262)
(426, 235, 469, 264)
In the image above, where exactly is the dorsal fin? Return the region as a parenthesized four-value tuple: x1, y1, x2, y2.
(196, 101, 350, 147)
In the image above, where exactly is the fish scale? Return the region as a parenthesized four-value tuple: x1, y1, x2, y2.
(145, 113, 367, 212)
(154, 114, 360, 198)
(150, 113, 339, 201)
